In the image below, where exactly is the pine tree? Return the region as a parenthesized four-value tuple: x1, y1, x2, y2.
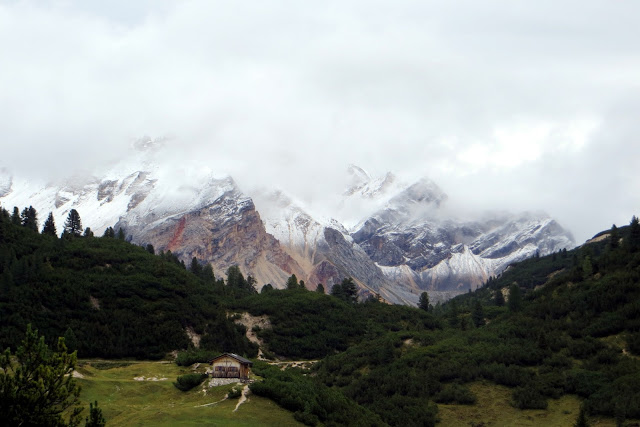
(331, 278, 358, 303)
(63, 209, 82, 236)
(102, 227, 115, 238)
(117, 228, 125, 241)
(495, 289, 505, 306)
(418, 292, 430, 311)
(201, 264, 215, 283)
(11, 207, 20, 225)
(609, 224, 620, 250)
(20, 206, 38, 232)
(85, 400, 106, 427)
(286, 274, 299, 290)
(316, 283, 325, 294)
(261, 283, 274, 293)
(83, 227, 94, 238)
(145, 244, 155, 255)
(0, 325, 84, 425)
(299, 280, 306, 290)
(190, 257, 202, 276)
(340, 277, 358, 303)
(41, 212, 57, 236)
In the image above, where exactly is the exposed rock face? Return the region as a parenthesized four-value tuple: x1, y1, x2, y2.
(349, 176, 575, 301)
(0, 149, 575, 304)
(115, 178, 306, 289)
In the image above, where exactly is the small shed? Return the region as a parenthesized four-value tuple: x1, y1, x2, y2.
(209, 353, 253, 380)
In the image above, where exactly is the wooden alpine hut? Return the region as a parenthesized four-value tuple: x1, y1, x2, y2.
(209, 353, 253, 380)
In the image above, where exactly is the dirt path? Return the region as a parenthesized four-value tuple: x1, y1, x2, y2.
(233, 385, 250, 412)
(268, 360, 319, 370)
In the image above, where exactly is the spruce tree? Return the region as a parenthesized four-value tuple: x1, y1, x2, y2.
(609, 224, 619, 250)
(495, 289, 505, 306)
(11, 207, 20, 225)
(418, 292, 430, 311)
(0, 325, 84, 425)
(316, 283, 325, 293)
(190, 257, 202, 276)
(340, 277, 358, 303)
(42, 212, 57, 236)
(286, 274, 299, 290)
(63, 209, 82, 236)
(201, 264, 215, 283)
(20, 206, 38, 232)
(85, 401, 106, 427)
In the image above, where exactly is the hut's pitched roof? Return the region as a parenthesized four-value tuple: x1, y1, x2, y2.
(209, 353, 253, 366)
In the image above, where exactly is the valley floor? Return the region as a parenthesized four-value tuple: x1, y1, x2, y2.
(74, 360, 302, 426)
(75, 360, 631, 426)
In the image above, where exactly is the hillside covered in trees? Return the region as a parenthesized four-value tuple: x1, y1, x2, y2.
(2, 203, 640, 426)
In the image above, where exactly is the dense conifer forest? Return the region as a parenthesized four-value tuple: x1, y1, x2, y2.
(2, 204, 640, 425)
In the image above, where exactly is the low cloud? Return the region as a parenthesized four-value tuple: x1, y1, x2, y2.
(1, 0, 638, 243)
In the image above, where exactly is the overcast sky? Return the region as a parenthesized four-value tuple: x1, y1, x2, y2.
(1, 0, 639, 243)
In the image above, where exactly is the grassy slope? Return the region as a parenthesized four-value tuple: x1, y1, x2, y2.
(74, 360, 302, 426)
(438, 382, 620, 427)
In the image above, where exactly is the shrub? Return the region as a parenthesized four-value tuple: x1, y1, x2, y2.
(175, 349, 218, 366)
(173, 373, 208, 392)
(434, 383, 477, 404)
(228, 386, 242, 399)
(511, 384, 548, 409)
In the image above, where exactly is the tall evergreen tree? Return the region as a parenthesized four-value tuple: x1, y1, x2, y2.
(63, 209, 82, 236)
(286, 274, 299, 290)
(340, 277, 358, 303)
(418, 292, 430, 311)
(331, 278, 358, 303)
(495, 289, 505, 306)
(11, 207, 20, 225)
(0, 325, 85, 425)
(102, 227, 115, 238)
(316, 283, 325, 294)
(85, 401, 106, 427)
(201, 264, 215, 283)
(609, 224, 620, 250)
(20, 206, 38, 232)
(190, 257, 202, 276)
(41, 212, 57, 236)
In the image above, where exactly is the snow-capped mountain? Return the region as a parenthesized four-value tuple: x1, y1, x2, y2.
(0, 144, 575, 305)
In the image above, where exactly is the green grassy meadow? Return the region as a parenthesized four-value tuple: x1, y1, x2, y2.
(74, 360, 302, 426)
(438, 381, 619, 427)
